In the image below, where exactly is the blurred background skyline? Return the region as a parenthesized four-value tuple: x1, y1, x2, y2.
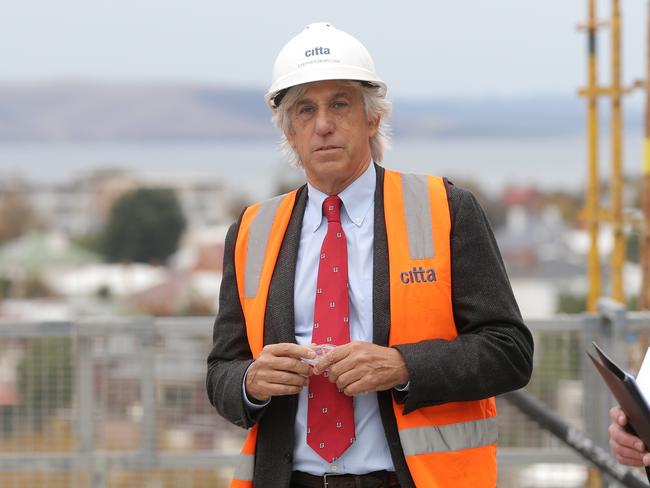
(0, 0, 645, 320)
(2, 0, 647, 99)
(1, 0, 648, 200)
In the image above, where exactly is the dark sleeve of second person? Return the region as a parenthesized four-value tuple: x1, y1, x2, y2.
(393, 182, 534, 414)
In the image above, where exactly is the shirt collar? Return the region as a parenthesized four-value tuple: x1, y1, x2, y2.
(305, 162, 376, 233)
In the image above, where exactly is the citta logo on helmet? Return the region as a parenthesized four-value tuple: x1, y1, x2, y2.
(305, 47, 331, 57)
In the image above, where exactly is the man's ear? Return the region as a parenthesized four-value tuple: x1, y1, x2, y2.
(368, 116, 380, 138)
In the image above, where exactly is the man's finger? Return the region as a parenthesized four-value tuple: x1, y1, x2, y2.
(252, 364, 310, 386)
(264, 343, 316, 360)
(342, 377, 368, 397)
(274, 356, 313, 376)
(266, 371, 310, 388)
(614, 452, 646, 466)
(611, 440, 647, 461)
(262, 382, 305, 397)
(335, 368, 364, 392)
(609, 406, 622, 420)
(327, 354, 358, 383)
(609, 424, 644, 450)
(313, 343, 351, 374)
(609, 406, 627, 426)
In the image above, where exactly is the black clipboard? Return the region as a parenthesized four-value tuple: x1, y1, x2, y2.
(588, 342, 650, 481)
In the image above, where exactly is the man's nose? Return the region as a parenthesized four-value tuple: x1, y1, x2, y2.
(314, 109, 335, 136)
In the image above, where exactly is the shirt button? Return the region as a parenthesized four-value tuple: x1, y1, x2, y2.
(354, 218, 361, 225)
(285, 453, 292, 463)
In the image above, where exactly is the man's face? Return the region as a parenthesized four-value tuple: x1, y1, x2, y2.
(286, 80, 378, 194)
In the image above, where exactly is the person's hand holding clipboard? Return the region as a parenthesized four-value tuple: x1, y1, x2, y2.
(609, 405, 650, 466)
(588, 342, 650, 482)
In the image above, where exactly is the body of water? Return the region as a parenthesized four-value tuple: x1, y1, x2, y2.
(0, 133, 643, 199)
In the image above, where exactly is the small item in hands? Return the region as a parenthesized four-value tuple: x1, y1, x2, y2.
(300, 344, 335, 366)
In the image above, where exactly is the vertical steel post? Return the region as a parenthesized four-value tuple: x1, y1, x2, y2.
(140, 319, 158, 465)
(587, 0, 603, 312)
(77, 333, 106, 488)
(611, 0, 626, 305)
(640, 0, 650, 310)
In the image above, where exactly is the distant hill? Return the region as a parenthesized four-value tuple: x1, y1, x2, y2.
(0, 82, 643, 142)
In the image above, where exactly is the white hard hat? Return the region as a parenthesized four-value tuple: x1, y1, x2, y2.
(265, 22, 387, 110)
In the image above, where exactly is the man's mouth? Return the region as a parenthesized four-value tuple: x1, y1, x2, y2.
(315, 145, 341, 152)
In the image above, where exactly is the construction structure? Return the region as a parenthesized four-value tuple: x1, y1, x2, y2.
(579, 0, 648, 312)
(641, 0, 650, 309)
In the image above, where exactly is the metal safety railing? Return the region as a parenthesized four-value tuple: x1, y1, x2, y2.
(0, 300, 649, 487)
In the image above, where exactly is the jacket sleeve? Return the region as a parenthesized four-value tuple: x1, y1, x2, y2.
(393, 184, 534, 414)
(206, 221, 268, 428)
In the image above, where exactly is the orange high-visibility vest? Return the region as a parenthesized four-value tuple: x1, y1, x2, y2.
(230, 169, 497, 488)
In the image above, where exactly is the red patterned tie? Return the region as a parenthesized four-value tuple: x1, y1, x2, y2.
(307, 195, 355, 463)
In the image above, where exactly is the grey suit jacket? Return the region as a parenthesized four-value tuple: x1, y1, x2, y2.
(207, 165, 534, 487)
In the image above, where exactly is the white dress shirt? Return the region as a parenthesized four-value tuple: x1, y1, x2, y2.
(245, 162, 395, 475)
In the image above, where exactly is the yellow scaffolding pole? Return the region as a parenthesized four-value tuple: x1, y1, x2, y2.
(584, 0, 602, 312)
(641, 0, 650, 309)
(611, 0, 626, 304)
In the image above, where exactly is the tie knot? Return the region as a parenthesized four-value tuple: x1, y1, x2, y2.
(323, 196, 342, 223)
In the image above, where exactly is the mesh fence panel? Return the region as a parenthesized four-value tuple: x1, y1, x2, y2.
(498, 328, 589, 488)
(0, 336, 82, 487)
(1, 315, 648, 488)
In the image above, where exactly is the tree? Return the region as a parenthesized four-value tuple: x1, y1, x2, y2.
(103, 188, 186, 264)
(556, 292, 586, 314)
(0, 190, 36, 244)
(16, 337, 73, 430)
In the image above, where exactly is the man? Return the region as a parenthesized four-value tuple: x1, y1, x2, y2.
(207, 22, 533, 488)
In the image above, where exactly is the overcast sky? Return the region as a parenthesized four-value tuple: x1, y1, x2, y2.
(2, 0, 647, 99)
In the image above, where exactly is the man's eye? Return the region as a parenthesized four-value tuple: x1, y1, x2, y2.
(299, 106, 315, 114)
(332, 101, 348, 109)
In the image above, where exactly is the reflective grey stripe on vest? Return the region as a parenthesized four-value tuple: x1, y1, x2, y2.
(244, 194, 286, 298)
(233, 453, 254, 481)
(399, 417, 498, 457)
(401, 173, 435, 260)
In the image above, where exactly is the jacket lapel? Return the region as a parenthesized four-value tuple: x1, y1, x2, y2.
(373, 165, 391, 347)
(264, 185, 308, 345)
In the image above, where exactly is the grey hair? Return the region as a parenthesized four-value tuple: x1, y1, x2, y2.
(271, 81, 392, 167)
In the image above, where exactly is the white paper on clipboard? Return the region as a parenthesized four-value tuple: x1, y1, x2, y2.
(636, 347, 650, 400)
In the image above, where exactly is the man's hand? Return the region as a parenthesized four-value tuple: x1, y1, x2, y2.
(312, 342, 409, 396)
(245, 343, 316, 402)
(608, 406, 650, 466)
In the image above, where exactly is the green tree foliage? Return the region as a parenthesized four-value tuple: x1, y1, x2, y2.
(103, 188, 186, 264)
(72, 232, 104, 255)
(556, 292, 586, 314)
(16, 337, 73, 430)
